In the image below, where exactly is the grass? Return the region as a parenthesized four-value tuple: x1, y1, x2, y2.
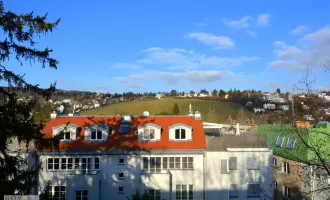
(81, 98, 260, 123)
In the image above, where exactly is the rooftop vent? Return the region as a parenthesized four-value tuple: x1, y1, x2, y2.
(122, 115, 131, 122)
(143, 111, 149, 116)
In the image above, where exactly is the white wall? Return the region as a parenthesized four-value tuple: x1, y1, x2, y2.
(206, 149, 273, 200)
(36, 153, 204, 200)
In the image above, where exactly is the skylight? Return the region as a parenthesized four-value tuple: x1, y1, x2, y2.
(286, 138, 295, 149)
(120, 124, 130, 133)
(275, 136, 284, 147)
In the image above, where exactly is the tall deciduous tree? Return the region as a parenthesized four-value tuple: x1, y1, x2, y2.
(0, 0, 60, 196)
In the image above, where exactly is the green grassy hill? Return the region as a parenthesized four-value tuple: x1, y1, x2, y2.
(81, 98, 261, 123)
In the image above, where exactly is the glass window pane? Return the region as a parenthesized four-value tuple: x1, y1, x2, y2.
(221, 159, 228, 174)
(97, 130, 102, 139)
(229, 157, 237, 170)
(91, 131, 96, 139)
(181, 129, 186, 139)
(175, 129, 180, 139)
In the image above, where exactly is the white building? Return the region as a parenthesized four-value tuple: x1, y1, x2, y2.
(30, 113, 273, 200)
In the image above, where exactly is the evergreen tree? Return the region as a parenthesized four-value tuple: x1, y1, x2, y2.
(0, 1, 61, 196)
(212, 89, 218, 97)
(172, 103, 180, 115)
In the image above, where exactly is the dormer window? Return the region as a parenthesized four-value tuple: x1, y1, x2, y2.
(84, 124, 110, 141)
(143, 129, 155, 140)
(52, 123, 79, 141)
(91, 129, 102, 140)
(138, 124, 161, 141)
(175, 129, 186, 139)
(168, 123, 192, 141)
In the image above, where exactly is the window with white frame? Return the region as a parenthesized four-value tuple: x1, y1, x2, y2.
(53, 124, 79, 141)
(162, 157, 168, 169)
(62, 131, 71, 140)
(91, 128, 102, 140)
(47, 186, 66, 200)
(182, 157, 194, 169)
(176, 184, 193, 200)
(247, 157, 259, 170)
(175, 129, 186, 139)
(247, 184, 260, 198)
(273, 158, 277, 166)
(75, 190, 88, 200)
(148, 189, 161, 200)
(283, 186, 290, 198)
(274, 181, 278, 189)
(143, 157, 161, 173)
(282, 162, 290, 174)
(47, 157, 99, 173)
(118, 185, 124, 193)
(229, 184, 238, 198)
(143, 128, 155, 140)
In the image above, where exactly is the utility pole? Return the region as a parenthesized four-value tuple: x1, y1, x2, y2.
(269, 84, 275, 95)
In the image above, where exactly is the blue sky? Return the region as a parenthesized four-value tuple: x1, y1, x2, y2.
(2, 0, 330, 93)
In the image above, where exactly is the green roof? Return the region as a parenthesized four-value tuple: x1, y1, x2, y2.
(256, 123, 330, 163)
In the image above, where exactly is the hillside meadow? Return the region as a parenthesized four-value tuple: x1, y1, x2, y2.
(81, 98, 261, 123)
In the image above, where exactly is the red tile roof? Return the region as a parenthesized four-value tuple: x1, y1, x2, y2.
(41, 116, 206, 151)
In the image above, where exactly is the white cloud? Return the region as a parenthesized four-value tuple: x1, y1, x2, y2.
(257, 14, 270, 25)
(138, 47, 259, 69)
(291, 25, 309, 35)
(186, 32, 234, 49)
(196, 22, 207, 27)
(112, 63, 141, 70)
(246, 30, 257, 37)
(130, 70, 237, 84)
(270, 26, 330, 72)
(222, 16, 250, 28)
(114, 77, 129, 83)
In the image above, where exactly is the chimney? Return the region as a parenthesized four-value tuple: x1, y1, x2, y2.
(194, 110, 201, 120)
(188, 103, 194, 116)
(50, 111, 57, 120)
(236, 123, 240, 135)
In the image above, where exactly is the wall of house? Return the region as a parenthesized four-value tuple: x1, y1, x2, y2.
(206, 149, 273, 200)
(36, 152, 204, 200)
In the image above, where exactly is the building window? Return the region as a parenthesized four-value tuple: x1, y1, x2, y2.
(229, 157, 237, 170)
(118, 172, 124, 179)
(120, 124, 130, 133)
(175, 129, 186, 139)
(275, 136, 284, 147)
(247, 184, 260, 198)
(221, 159, 229, 174)
(274, 181, 278, 189)
(162, 157, 168, 169)
(182, 157, 193, 169)
(247, 157, 259, 170)
(47, 157, 99, 173)
(62, 131, 71, 140)
(118, 158, 125, 165)
(47, 186, 66, 200)
(273, 158, 277, 166)
(148, 189, 161, 200)
(91, 129, 102, 140)
(176, 185, 193, 200)
(283, 186, 290, 198)
(286, 138, 296, 149)
(143, 128, 155, 140)
(118, 185, 124, 194)
(76, 190, 88, 200)
(94, 158, 99, 170)
(229, 184, 238, 198)
(282, 162, 290, 174)
(143, 157, 161, 173)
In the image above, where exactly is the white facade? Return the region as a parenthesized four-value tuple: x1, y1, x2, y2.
(35, 152, 205, 200)
(206, 149, 273, 200)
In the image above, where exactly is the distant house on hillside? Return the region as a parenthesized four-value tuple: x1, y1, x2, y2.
(155, 93, 163, 99)
(94, 101, 100, 108)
